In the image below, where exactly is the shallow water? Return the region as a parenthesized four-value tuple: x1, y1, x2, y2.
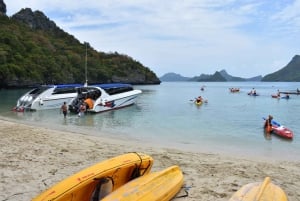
(1, 82, 300, 161)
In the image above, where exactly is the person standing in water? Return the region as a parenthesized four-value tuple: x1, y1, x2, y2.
(61, 102, 68, 118)
(78, 103, 87, 117)
(264, 115, 273, 133)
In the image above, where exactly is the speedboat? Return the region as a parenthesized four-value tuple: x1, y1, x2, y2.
(68, 83, 142, 113)
(13, 84, 83, 111)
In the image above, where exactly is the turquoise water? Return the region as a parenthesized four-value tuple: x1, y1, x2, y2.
(1, 82, 300, 161)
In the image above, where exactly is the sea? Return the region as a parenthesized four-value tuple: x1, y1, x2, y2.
(1, 82, 300, 162)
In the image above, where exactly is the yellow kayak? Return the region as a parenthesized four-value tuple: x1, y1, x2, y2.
(102, 165, 184, 201)
(229, 177, 288, 201)
(32, 152, 153, 201)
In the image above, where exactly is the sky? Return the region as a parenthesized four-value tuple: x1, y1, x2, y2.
(4, 0, 300, 78)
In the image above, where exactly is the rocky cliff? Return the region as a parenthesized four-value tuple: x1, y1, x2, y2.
(0, 0, 6, 15)
(12, 8, 63, 33)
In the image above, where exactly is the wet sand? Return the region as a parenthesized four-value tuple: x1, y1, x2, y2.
(1, 118, 300, 201)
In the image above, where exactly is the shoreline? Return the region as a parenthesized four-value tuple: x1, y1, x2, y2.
(1, 118, 300, 200)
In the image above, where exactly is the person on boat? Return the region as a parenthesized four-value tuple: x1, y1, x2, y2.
(84, 98, 94, 109)
(277, 90, 280, 98)
(60, 102, 68, 118)
(264, 115, 273, 133)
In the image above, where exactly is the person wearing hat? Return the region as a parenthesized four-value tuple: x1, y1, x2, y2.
(264, 115, 273, 133)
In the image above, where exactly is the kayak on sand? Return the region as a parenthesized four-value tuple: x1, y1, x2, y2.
(229, 177, 288, 201)
(32, 153, 153, 201)
(101, 165, 184, 201)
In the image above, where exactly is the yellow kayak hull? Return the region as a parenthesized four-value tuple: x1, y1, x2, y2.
(32, 152, 153, 201)
(195, 101, 202, 106)
(102, 165, 184, 201)
(229, 177, 288, 201)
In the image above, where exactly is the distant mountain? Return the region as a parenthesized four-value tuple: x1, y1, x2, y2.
(219, 70, 244, 81)
(219, 70, 262, 81)
(246, 75, 262, 81)
(161, 70, 262, 82)
(190, 73, 210, 81)
(192, 71, 226, 82)
(159, 73, 190, 81)
(187, 70, 261, 82)
(160, 55, 300, 82)
(262, 55, 300, 81)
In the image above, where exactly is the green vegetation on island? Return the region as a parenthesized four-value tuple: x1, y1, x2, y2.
(262, 55, 300, 82)
(0, 5, 160, 89)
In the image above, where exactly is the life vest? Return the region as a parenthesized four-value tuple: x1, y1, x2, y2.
(84, 98, 94, 109)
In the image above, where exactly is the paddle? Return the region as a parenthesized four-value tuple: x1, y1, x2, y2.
(262, 117, 281, 127)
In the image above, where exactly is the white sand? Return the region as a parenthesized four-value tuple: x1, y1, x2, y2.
(1, 118, 300, 201)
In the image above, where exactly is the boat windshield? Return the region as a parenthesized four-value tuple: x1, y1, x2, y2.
(77, 87, 101, 100)
(104, 86, 133, 95)
(28, 86, 51, 95)
(52, 87, 78, 94)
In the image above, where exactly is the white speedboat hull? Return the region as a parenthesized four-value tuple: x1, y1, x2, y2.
(69, 84, 142, 114)
(92, 90, 141, 113)
(14, 84, 82, 111)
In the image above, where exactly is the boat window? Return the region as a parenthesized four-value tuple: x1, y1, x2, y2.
(29, 86, 50, 95)
(104, 86, 133, 95)
(52, 87, 77, 94)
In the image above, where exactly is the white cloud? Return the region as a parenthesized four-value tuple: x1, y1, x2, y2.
(5, 0, 300, 77)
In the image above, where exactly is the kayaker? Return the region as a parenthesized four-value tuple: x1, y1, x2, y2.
(264, 115, 273, 133)
(249, 88, 256, 95)
(277, 90, 280, 97)
(195, 96, 203, 104)
(286, 93, 290, 99)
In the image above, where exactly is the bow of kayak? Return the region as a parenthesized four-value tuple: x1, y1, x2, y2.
(229, 177, 288, 201)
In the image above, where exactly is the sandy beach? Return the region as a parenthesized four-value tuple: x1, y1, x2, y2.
(1, 118, 300, 201)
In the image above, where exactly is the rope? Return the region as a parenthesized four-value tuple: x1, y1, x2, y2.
(175, 185, 192, 198)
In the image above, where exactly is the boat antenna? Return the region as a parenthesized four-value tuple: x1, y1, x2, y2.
(84, 42, 88, 87)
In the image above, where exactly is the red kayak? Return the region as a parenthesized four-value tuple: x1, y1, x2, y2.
(263, 118, 293, 139)
(271, 124, 293, 139)
(271, 94, 280, 98)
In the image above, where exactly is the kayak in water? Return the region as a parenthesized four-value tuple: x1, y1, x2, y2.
(263, 117, 293, 139)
